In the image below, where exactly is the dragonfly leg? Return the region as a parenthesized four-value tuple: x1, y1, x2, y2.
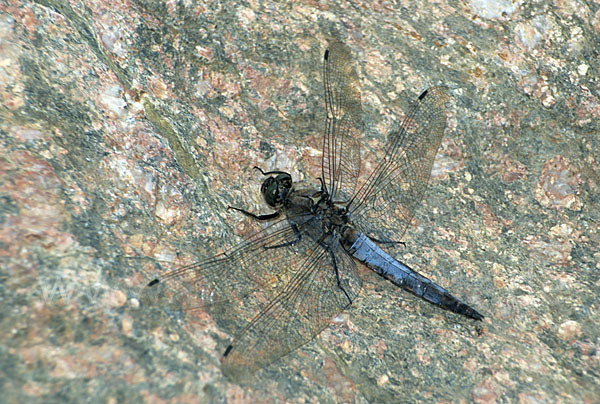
(317, 177, 326, 192)
(326, 246, 353, 305)
(253, 166, 289, 176)
(227, 205, 280, 221)
(264, 223, 302, 249)
(368, 235, 406, 248)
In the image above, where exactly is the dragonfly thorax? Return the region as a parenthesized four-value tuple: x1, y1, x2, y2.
(260, 172, 293, 208)
(317, 199, 350, 237)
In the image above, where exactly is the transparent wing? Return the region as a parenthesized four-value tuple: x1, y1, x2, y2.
(322, 39, 363, 203)
(221, 239, 361, 381)
(348, 86, 451, 242)
(140, 213, 318, 335)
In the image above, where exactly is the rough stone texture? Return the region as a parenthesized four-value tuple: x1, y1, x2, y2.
(1, 0, 598, 403)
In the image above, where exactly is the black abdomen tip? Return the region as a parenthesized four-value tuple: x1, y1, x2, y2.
(147, 278, 160, 287)
(471, 310, 484, 321)
(223, 345, 233, 356)
(324, 49, 329, 60)
(418, 89, 428, 100)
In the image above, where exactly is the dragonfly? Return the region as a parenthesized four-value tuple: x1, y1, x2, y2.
(141, 39, 483, 381)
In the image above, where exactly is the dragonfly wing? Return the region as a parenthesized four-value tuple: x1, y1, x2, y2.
(140, 213, 318, 335)
(221, 240, 361, 381)
(322, 39, 363, 203)
(348, 86, 451, 242)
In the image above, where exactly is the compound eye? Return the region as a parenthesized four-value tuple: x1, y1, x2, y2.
(261, 177, 274, 194)
(262, 178, 281, 207)
(276, 173, 292, 189)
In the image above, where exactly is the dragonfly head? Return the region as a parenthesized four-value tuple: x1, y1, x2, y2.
(261, 172, 292, 208)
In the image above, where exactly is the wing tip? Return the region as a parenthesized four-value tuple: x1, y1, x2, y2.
(147, 278, 160, 287)
(324, 49, 329, 61)
(418, 89, 428, 100)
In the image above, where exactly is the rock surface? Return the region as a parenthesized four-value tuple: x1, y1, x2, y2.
(1, 0, 598, 402)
